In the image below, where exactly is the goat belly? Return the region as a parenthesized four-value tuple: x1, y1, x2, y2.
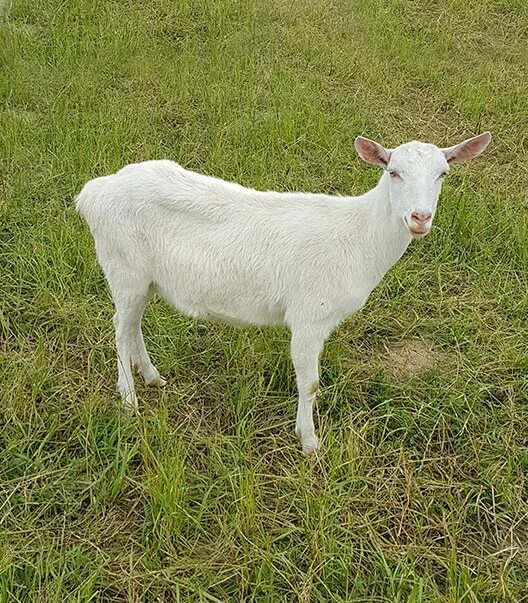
(152, 283, 285, 328)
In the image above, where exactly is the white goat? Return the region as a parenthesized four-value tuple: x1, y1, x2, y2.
(76, 132, 491, 454)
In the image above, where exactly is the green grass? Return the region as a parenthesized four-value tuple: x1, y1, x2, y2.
(1, 0, 528, 600)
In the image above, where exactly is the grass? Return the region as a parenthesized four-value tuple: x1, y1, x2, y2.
(1, 0, 528, 600)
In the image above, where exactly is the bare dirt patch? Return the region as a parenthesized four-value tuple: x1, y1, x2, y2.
(383, 339, 443, 379)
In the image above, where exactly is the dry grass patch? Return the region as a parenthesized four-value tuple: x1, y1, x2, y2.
(382, 338, 445, 380)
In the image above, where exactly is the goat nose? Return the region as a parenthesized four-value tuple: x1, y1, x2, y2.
(410, 211, 432, 224)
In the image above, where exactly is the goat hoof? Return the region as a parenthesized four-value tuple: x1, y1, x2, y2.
(120, 391, 139, 413)
(147, 376, 167, 387)
(300, 434, 319, 456)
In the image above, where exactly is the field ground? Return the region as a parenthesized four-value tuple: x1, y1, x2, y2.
(1, 0, 528, 600)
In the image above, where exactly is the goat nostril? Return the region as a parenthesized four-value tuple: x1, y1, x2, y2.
(411, 212, 432, 224)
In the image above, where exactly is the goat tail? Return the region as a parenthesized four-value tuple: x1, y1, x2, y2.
(74, 175, 110, 222)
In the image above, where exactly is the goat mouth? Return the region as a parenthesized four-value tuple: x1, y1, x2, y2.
(404, 219, 430, 238)
(408, 227, 429, 237)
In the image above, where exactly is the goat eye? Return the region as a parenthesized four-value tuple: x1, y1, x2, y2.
(388, 170, 400, 179)
(439, 171, 449, 178)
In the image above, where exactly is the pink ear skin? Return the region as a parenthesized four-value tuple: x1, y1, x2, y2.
(443, 132, 492, 164)
(355, 136, 391, 167)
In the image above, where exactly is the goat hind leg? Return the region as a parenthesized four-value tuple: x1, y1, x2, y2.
(129, 286, 165, 387)
(111, 280, 157, 409)
(113, 306, 138, 410)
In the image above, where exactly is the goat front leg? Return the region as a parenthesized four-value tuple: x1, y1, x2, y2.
(290, 327, 326, 455)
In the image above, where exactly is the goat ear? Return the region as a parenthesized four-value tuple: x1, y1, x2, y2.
(354, 136, 391, 167)
(443, 132, 492, 164)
